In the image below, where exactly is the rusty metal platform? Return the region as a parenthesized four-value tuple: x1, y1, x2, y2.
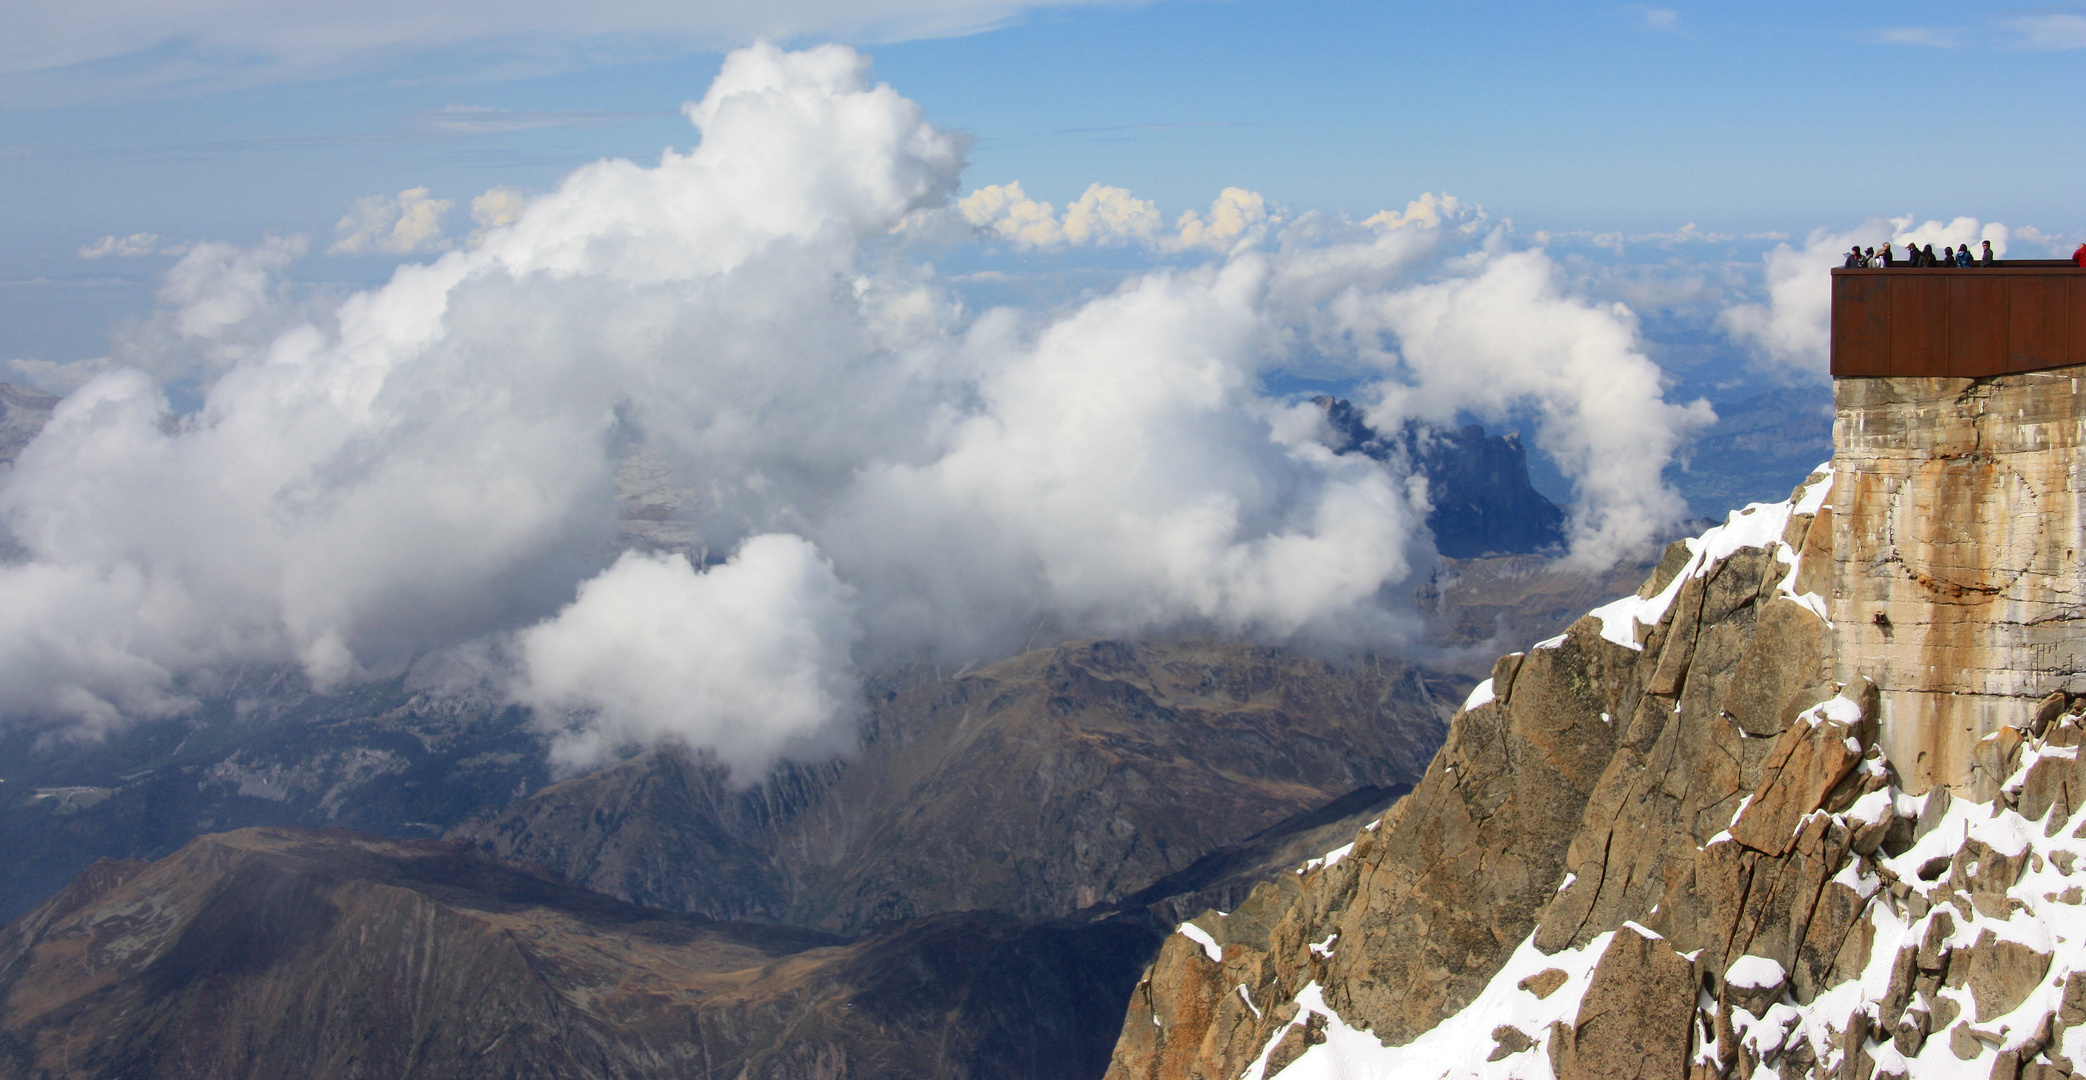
(1830, 262, 2086, 378)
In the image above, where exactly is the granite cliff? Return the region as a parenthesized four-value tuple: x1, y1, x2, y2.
(1108, 365, 2086, 1079)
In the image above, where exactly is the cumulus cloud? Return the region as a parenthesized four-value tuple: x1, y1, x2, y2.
(958, 181, 1269, 253)
(1166, 187, 1272, 253)
(329, 187, 454, 256)
(518, 537, 860, 779)
(1325, 249, 1716, 567)
(0, 44, 1710, 778)
(1720, 215, 2009, 376)
(467, 187, 527, 247)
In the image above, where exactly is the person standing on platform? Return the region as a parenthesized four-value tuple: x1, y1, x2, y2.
(2074, 241, 2086, 268)
(1980, 240, 1995, 266)
(1878, 242, 1894, 267)
(1955, 245, 1974, 267)
(1845, 245, 1865, 268)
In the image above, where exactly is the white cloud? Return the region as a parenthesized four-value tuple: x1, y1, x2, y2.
(1719, 215, 2009, 377)
(78, 233, 164, 259)
(1166, 187, 1272, 253)
(960, 182, 1273, 254)
(518, 537, 860, 781)
(959, 181, 1069, 248)
(1644, 9, 1680, 31)
(1062, 183, 1163, 246)
(1325, 249, 1715, 568)
(1361, 193, 1468, 233)
(467, 187, 527, 247)
(2009, 13, 2086, 50)
(158, 235, 311, 339)
(329, 187, 454, 256)
(1, 0, 1151, 105)
(0, 44, 1711, 778)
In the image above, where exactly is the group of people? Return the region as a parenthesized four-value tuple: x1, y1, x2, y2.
(1844, 240, 1996, 268)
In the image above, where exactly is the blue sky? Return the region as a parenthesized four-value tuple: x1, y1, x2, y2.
(3, 0, 2081, 372)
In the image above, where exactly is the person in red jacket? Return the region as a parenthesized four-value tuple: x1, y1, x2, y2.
(2074, 241, 2086, 267)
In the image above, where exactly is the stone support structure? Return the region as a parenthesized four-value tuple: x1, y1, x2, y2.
(1830, 364, 2086, 793)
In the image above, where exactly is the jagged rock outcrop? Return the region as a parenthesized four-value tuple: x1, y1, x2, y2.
(1107, 366, 2086, 1080)
(459, 639, 1456, 934)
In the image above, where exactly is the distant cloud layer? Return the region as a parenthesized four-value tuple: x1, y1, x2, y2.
(958, 182, 1271, 253)
(0, 44, 1711, 780)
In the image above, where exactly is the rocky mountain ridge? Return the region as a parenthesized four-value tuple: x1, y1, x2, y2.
(1106, 365, 2086, 1079)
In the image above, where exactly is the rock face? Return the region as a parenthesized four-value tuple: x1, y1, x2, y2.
(1105, 367, 2086, 1080)
(459, 639, 1456, 934)
(0, 827, 1158, 1080)
(1831, 369, 2086, 793)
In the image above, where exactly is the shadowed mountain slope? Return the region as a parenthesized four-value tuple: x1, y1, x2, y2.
(459, 639, 1459, 934)
(0, 827, 1162, 1080)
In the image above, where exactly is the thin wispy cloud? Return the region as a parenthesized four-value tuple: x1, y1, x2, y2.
(0, 0, 1169, 106)
(1643, 8, 1681, 32)
(1052, 121, 1249, 135)
(2007, 12, 2086, 49)
(419, 105, 666, 135)
(1876, 27, 1959, 48)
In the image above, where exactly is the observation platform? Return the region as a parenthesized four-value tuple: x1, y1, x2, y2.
(1830, 260, 2086, 378)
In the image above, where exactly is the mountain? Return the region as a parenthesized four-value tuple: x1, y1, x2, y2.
(1317, 397, 1566, 558)
(1107, 363, 2086, 1079)
(0, 828, 1153, 1080)
(0, 641, 1455, 1078)
(0, 676, 548, 924)
(456, 639, 1457, 934)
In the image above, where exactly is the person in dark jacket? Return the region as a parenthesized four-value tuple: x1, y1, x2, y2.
(1927, 244, 1944, 267)
(1980, 240, 1995, 266)
(1845, 245, 1865, 268)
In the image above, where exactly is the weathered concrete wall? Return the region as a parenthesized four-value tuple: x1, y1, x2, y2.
(1830, 364, 2086, 793)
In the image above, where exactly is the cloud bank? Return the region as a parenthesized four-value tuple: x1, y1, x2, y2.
(0, 44, 1710, 779)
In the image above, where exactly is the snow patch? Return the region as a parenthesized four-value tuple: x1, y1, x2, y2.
(1724, 955, 1786, 990)
(1240, 929, 1616, 1080)
(1177, 922, 1222, 964)
(1587, 467, 1833, 651)
(1461, 678, 1496, 713)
